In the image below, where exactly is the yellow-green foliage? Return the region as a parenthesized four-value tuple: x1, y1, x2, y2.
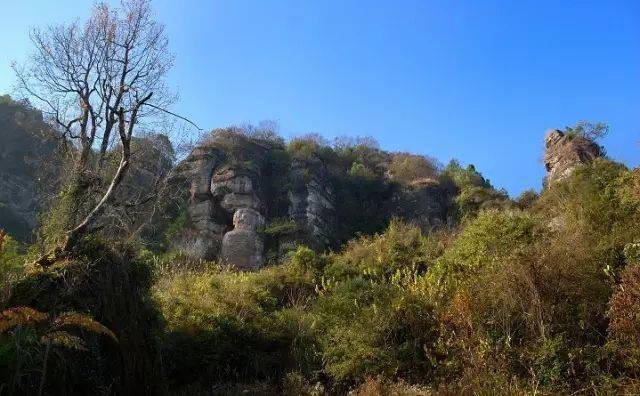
(0, 231, 24, 275)
(388, 153, 438, 185)
(296, 224, 445, 386)
(324, 220, 435, 280)
(153, 252, 322, 388)
(154, 257, 319, 334)
(429, 210, 542, 288)
(149, 176, 640, 392)
(0, 306, 117, 344)
(419, 160, 640, 392)
(0, 232, 26, 304)
(14, 157, 638, 393)
(440, 159, 513, 220)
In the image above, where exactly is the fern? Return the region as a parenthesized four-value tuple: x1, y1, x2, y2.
(0, 306, 118, 343)
(0, 306, 48, 332)
(53, 312, 118, 342)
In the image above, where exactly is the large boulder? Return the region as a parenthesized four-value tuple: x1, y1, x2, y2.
(544, 129, 602, 185)
(221, 208, 265, 269)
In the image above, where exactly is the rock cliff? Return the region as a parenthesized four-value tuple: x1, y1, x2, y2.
(173, 129, 453, 268)
(4, 108, 579, 268)
(544, 129, 602, 185)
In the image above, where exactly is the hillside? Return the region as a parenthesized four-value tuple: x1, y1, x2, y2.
(0, 97, 61, 240)
(2, 107, 640, 394)
(171, 128, 469, 267)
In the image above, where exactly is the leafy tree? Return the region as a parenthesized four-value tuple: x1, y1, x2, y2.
(441, 159, 492, 190)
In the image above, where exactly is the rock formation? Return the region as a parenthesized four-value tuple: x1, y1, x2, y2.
(173, 128, 454, 269)
(173, 129, 337, 268)
(544, 129, 602, 185)
(287, 158, 335, 249)
(393, 178, 452, 232)
(0, 100, 60, 240)
(221, 208, 265, 269)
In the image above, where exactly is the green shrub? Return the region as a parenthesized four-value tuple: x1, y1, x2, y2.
(308, 222, 446, 386)
(607, 244, 640, 376)
(0, 232, 24, 276)
(441, 160, 492, 191)
(153, 255, 321, 390)
(429, 210, 542, 288)
(564, 121, 609, 141)
(3, 238, 161, 394)
(312, 277, 439, 386)
(0, 232, 26, 304)
(388, 153, 438, 185)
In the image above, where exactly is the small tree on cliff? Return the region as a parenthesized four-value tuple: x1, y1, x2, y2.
(13, 0, 196, 258)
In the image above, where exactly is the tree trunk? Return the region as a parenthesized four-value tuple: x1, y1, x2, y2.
(63, 155, 130, 252)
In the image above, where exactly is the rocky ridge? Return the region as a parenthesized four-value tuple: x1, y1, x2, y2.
(173, 129, 457, 268)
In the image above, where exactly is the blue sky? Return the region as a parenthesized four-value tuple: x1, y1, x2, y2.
(1, 0, 638, 195)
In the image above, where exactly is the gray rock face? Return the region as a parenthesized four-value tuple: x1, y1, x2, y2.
(172, 129, 456, 268)
(211, 168, 261, 212)
(172, 129, 333, 269)
(288, 160, 335, 249)
(544, 129, 602, 185)
(221, 208, 265, 269)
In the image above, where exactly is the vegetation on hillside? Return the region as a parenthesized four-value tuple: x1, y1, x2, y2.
(1, 151, 639, 394)
(0, 1, 637, 394)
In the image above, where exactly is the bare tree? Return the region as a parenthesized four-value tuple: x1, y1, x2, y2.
(13, 0, 194, 261)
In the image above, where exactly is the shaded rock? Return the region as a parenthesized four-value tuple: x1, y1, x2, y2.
(0, 100, 61, 240)
(393, 178, 452, 232)
(172, 129, 279, 266)
(187, 147, 218, 200)
(288, 160, 335, 249)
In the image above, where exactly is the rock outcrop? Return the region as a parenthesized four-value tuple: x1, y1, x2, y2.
(287, 158, 335, 249)
(0, 100, 60, 240)
(221, 208, 265, 269)
(544, 129, 602, 185)
(173, 129, 335, 268)
(173, 129, 455, 269)
(393, 178, 452, 232)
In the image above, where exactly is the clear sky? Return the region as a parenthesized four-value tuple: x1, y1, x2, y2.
(1, 0, 638, 195)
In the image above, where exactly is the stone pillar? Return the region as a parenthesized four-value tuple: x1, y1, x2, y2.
(221, 208, 265, 270)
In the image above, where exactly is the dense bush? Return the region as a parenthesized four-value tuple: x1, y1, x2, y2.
(153, 252, 322, 392)
(440, 159, 512, 220)
(119, 157, 640, 393)
(607, 243, 640, 377)
(388, 153, 438, 185)
(1, 239, 162, 395)
(2, 123, 640, 394)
